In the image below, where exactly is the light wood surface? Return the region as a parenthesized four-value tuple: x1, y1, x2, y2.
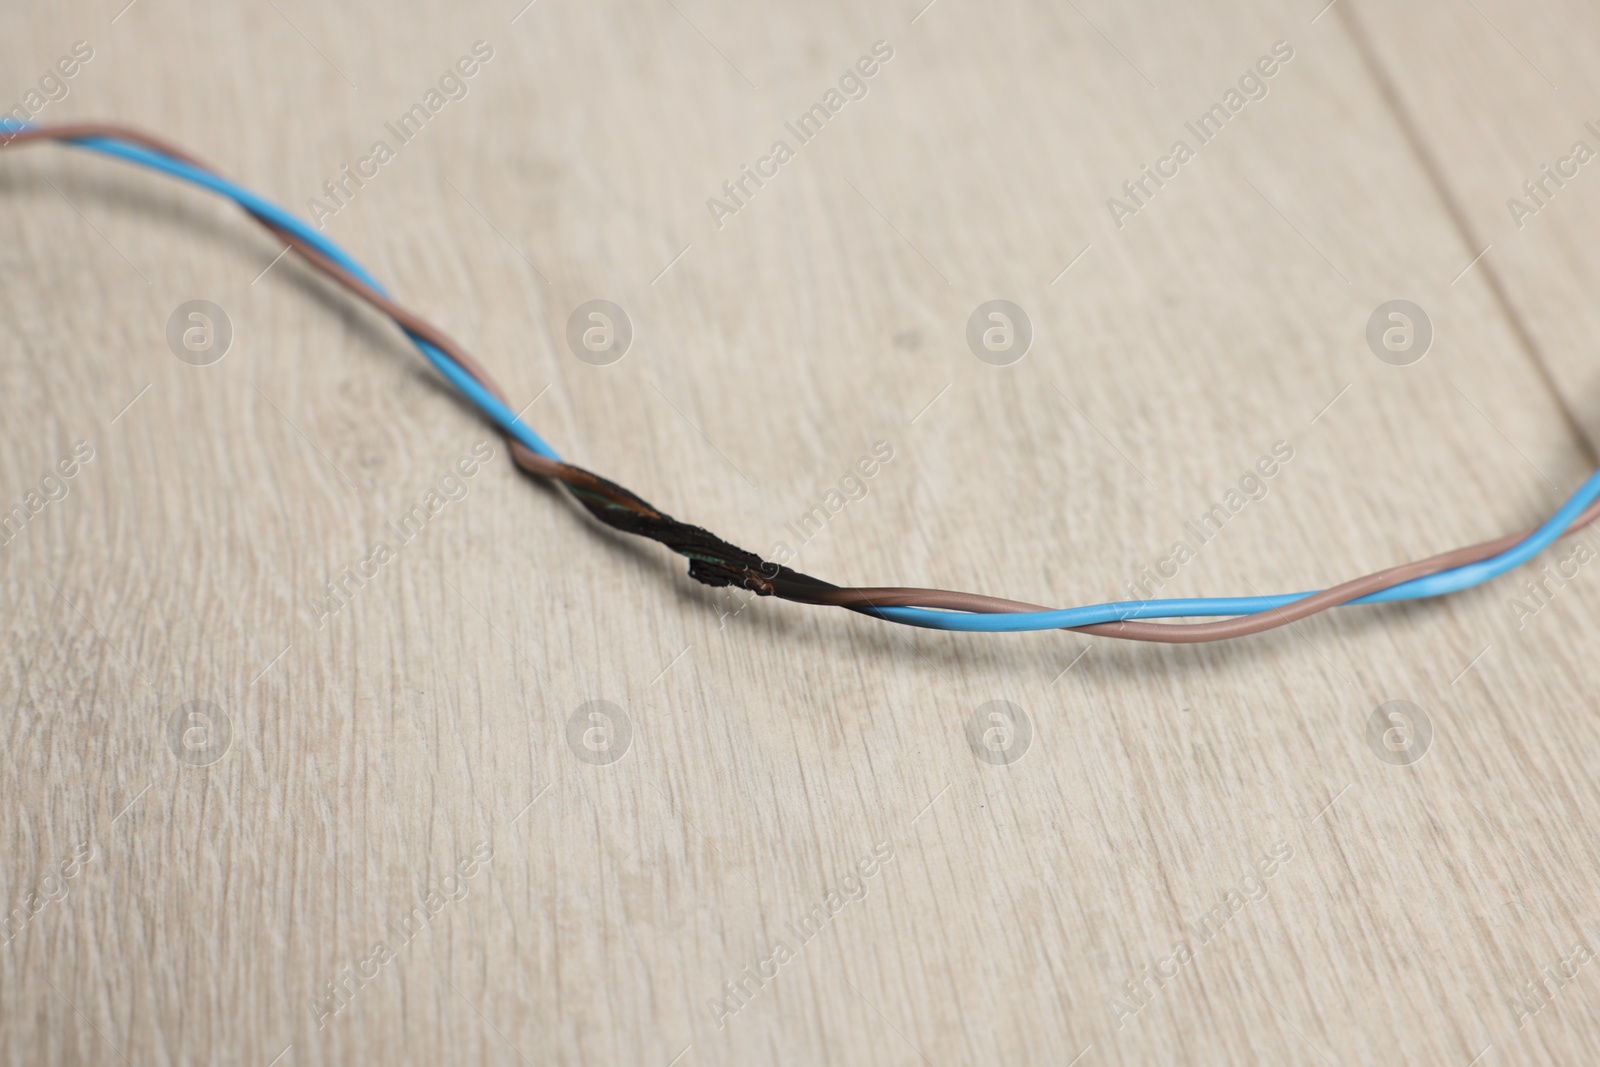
(6, 1, 1600, 1064)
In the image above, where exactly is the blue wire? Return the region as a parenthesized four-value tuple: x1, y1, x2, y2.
(10, 118, 1595, 634)
(1, 121, 563, 464)
(867, 466, 1600, 632)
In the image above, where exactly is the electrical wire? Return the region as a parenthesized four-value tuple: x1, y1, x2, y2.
(5, 120, 1597, 642)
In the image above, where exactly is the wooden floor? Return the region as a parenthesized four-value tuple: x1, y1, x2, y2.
(5, 0, 1600, 1063)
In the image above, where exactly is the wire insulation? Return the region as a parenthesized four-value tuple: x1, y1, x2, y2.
(5, 120, 1596, 641)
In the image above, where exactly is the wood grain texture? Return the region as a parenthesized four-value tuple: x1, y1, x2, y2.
(4, 1, 1600, 1064)
(1346, 0, 1600, 453)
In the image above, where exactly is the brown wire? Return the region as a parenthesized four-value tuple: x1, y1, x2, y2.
(0, 124, 644, 508)
(7, 121, 1594, 643)
(806, 502, 1600, 641)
